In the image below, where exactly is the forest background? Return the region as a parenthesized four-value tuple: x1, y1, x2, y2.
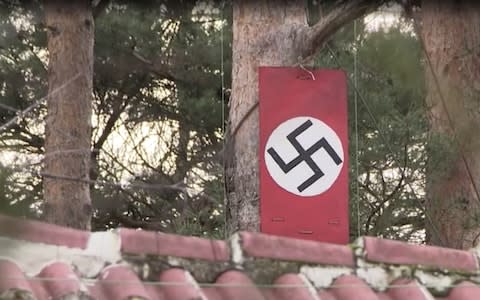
(0, 0, 443, 244)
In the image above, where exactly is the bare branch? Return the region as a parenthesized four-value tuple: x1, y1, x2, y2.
(132, 50, 153, 65)
(93, 0, 111, 19)
(301, 0, 385, 62)
(39, 170, 187, 193)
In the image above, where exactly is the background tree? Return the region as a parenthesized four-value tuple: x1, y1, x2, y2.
(0, 0, 455, 246)
(420, 1, 480, 249)
(0, 0, 228, 236)
(42, 0, 94, 229)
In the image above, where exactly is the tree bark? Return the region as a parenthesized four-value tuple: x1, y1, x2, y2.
(225, 0, 382, 235)
(43, 0, 94, 230)
(225, 1, 307, 234)
(422, 0, 480, 249)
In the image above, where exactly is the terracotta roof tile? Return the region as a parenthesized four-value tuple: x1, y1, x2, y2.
(328, 275, 379, 300)
(1, 214, 480, 300)
(120, 228, 230, 261)
(363, 236, 479, 271)
(272, 273, 317, 300)
(0, 260, 32, 295)
(97, 265, 151, 299)
(37, 262, 84, 299)
(445, 282, 480, 300)
(317, 290, 336, 300)
(214, 270, 265, 300)
(239, 231, 355, 266)
(158, 268, 205, 299)
(385, 279, 431, 300)
(0, 214, 89, 248)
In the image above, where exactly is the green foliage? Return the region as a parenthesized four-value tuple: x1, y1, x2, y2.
(0, 2, 452, 244)
(0, 0, 229, 238)
(315, 18, 430, 242)
(88, 0, 230, 236)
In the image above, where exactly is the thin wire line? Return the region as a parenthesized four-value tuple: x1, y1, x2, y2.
(0, 100, 43, 133)
(8, 166, 187, 193)
(0, 102, 20, 113)
(325, 44, 445, 246)
(39, 172, 185, 192)
(0, 275, 476, 289)
(220, 0, 227, 240)
(220, 8, 225, 135)
(353, 19, 361, 239)
(0, 72, 83, 134)
(0, 69, 190, 193)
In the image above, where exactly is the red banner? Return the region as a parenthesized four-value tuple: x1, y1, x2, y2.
(259, 67, 349, 244)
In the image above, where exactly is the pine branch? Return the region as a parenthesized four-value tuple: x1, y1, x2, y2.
(93, 0, 111, 19)
(301, 0, 385, 62)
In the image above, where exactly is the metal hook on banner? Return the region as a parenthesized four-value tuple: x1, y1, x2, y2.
(299, 64, 316, 80)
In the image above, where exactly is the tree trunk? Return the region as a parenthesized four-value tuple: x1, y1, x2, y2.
(225, 1, 307, 234)
(43, 0, 94, 230)
(422, 1, 480, 249)
(225, 0, 382, 235)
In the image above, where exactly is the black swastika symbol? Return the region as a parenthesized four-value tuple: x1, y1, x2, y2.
(267, 119, 343, 193)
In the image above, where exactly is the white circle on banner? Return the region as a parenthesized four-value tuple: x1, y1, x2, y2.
(265, 116, 344, 197)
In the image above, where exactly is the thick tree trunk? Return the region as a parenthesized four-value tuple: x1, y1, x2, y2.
(43, 0, 94, 230)
(225, 1, 307, 234)
(422, 1, 480, 249)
